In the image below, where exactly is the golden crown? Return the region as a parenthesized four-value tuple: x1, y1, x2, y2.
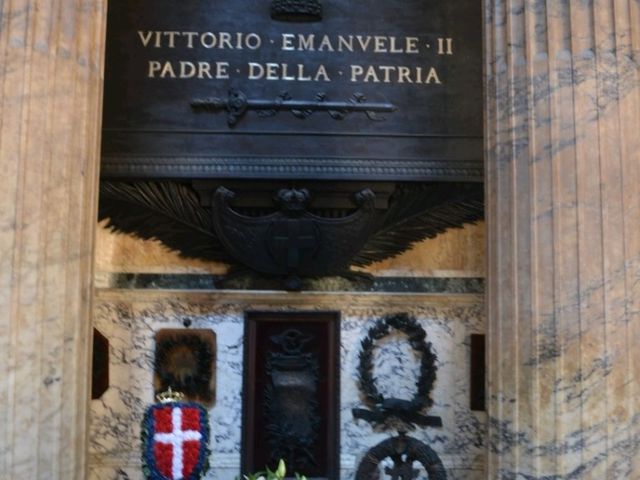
(156, 387, 185, 403)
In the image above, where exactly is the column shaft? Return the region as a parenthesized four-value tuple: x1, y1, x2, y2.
(486, 0, 640, 477)
(0, 0, 106, 478)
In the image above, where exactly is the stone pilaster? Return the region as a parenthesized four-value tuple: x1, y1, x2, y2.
(0, 1, 106, 478)
(486, 0, 640, 478)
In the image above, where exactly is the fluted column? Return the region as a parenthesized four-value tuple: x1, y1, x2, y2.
(0, 1, 107, 478)
(486, 0, 640, 478)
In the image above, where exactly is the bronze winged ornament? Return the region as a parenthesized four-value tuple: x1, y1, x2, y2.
(99, 180, 482, 289)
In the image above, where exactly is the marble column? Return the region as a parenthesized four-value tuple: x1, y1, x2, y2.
(0, 1, 106, 478)
(486, 0, 640, 478)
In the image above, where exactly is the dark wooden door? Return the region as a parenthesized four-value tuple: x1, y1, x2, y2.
(242, 311, 340, 479)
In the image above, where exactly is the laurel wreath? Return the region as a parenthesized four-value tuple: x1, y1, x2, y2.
(357, 313, 438, 411)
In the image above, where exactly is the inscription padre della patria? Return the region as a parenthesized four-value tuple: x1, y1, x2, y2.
(140, 31, 452, 85)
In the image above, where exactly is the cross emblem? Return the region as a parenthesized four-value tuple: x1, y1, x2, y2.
(269, 219, 319, 269)
(384, 459, 419, 480)
(153, 406, 203, 479)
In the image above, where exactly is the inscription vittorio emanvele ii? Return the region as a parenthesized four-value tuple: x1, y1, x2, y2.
(140, 31, 453, 84)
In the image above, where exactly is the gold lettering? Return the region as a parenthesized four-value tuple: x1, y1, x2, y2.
(297, 64, 311, 81)
(378, 65, 394, 83)
(137, 31, 154, 47)
(350, 65, 364, 82)
(197, 62, 212, 79)
(200, 32, 217, 48)
(218, 32, 233, 49)
(182, 31, 198, 48)
(437, 37, 453, 55)
(356, 35, 372, 51)
(425, 67, 441, 84)
(374, 36, 387, 53)
(216, 61, 230, 79)
(363, 66, 380, 82)
(235, 32, 244, 49)
(281, 63, 295, 81)
(281, 33, 295, 51)
(154, 31, 162, 48)
(298, 34, 315, 51)
(179, 61, 196, 78)
(164, 31, 179, 48)
(245, 33, 262, 50)
(318, 35, 334, 52)
(388, 36, 402, 53)
(147, 61, 161, 78)
(398, 66, 412, 83)
(248, 62, 264, 79)
(265, 62, 279, 80)
(337, 35, 354, 52)
(406, 37, 419, 53)
(314, 65, 330, 82)
(160, 61, 176, 78)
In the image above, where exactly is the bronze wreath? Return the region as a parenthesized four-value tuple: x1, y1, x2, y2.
(354, 313, 442, 428)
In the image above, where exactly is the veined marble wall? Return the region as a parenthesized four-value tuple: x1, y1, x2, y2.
(3, 0, 638, 477)
(89, 291, 485, 480)
(485, 0, 640, 477)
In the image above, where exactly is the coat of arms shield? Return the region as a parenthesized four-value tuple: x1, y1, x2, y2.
(142, 401, 210, 480)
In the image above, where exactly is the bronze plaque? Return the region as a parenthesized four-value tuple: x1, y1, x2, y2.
(101, 0, 482, 181)
(154, 329, 217, 407)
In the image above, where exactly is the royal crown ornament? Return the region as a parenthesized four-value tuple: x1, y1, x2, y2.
(141, 388, 210, 480)
(271, 0, 322, 22)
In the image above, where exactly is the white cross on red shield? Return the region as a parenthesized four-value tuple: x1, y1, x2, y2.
(142, 402, 210, 480)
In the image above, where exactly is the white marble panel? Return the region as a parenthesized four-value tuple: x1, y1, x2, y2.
(89, 292, 484, 479)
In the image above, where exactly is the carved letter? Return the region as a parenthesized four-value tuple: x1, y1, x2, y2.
(201, 32, 217, 49)
(281, 33, 295, 51)
(318, 35, 334, 52)
(137, 31, 154, 47)
(182, 31, 198, 48)
(248, 62, 265, 80)
(147, 61, 161, 78)
(374, 36, 388, 53)
(298, 34, 315, 51)
(363, 66, 380, 83)
(245, 33, 262, 50)
(398, 66, 412, 83)
(337, 35, 354, 52)
(265, 63, 279, 80)
(180, 61, 196, 78)
(216, 62, 230, 79)
(350, 65, 364, 82)
(406, 37, 419, 54)
(197, 62, 212, 79)
(219, 32, 233, 49)
(314, 65, 330, 82)
(164, 31, 179, 48)
(378, 65, 394, 83)
(388, 36, 402, 53)
(425, 67, 442, 84)
(297, 64, 311, 81)
(160, 61, 176, 78)
(356, 35, 372, 51)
